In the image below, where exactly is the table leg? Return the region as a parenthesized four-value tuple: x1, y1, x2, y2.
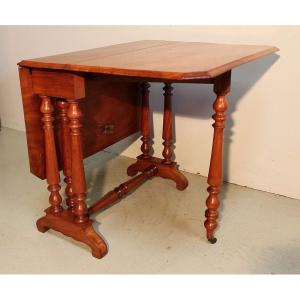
(127, 83, 188, 190)
(66, 100, 89, 224)
(162, 83, 173, 165)
(140, 82, 152, 159)
(204, 72, 231, 243)
(39, 96, 63, 215)
(56, 100, 75, 211)
(128, 82, 152, 177)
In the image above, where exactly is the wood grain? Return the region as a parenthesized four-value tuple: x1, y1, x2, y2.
(127, 156, 188, 191)
(56, 100, 75, 211)
(88, 165, 158, 215)
(162, 83, 174, 165)
(32, 70, 85, 100)
(21, 71, 140, 179)
(19, 67, 45, 179)
(67, 100, 89, 224)
(40, 96, 63, 214)
(204, 71, 231, 243)
(140, 82, 151, 159)
(19, 40, 279, 80)
(36, 208, 108, 259)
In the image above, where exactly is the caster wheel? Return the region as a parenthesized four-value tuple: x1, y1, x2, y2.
(208, 237, 217, 244)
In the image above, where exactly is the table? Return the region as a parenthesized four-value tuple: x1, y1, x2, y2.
(18, 40, 279, 258)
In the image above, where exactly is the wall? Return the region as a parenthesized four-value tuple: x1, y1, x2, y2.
(0, 26, 299, 199)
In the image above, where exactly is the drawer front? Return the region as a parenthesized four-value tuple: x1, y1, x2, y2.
(80, 77, 140, 159)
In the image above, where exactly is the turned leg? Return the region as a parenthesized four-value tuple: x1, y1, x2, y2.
(127, 82, 152, 177)
(204, 72, 231, 244)
(56, 100, 75, 211)
(67, 100, 89, 224)
(162, 83, 173, 165)
(140, 82, 152, 159)
(39, 96, 63, 215)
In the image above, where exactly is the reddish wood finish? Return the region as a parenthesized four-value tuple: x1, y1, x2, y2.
(128, 82, 188, 191)
(32, 70, 85, 99)
(162, 83, 174, 165)
(204, 71, 231, 243)
(67, 100, 89, 224)
(56, 100, 75, 211)
(80, 78, 140, 158)
(18, 41, 278, 258)
(36, 208, 107, 259)
(19, 40, 279, 80)
(89, 165, 158, 215)
(40, 96, 63, 214)
(20, 71, 140, 180)
(127, 156, 188, 191)
(140, 82, 151, 159)
(19, 67, 45, 179)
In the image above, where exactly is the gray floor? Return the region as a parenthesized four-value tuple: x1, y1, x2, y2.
(0, 127, 300, 274)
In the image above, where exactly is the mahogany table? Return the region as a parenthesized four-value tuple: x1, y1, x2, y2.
(18, 40, 279, 258)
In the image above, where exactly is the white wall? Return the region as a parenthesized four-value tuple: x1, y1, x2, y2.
(0, 26, 299, 199)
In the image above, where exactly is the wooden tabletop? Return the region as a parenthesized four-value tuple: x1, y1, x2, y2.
(19, 40, 279, 80)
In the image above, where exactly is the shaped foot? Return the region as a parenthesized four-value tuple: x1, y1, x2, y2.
(36, 208, 108, 259)
(127, 156, 188, 191)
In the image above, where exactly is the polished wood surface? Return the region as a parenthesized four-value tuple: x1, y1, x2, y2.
(40, 96, 63, 214)
(128, 82, 188, 191)
(67, 100, 89, 224)
(89, 165, 158, 215)
(18, 40, 278, 80)
(19, 67, 45, 179)
(36, 208, 107, 259)
(32, 70, 85, 100)
(19, 68, 140, 180)
(127, 156, 188, 191)
(204, 72, 231, 243)
(18, 40, 278, 258)
(140, 82, 151, 159)
(162, 83, 174, 165)
(56, 100, 75, 211)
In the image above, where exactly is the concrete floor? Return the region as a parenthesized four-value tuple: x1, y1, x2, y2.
(0, 127, 300, 274)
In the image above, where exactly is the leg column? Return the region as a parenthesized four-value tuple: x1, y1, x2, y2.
(40, 96, 63, 215)
(140, 82, 152, 159)
(162, 83, 174, 165)
(56, 100, 75, 211)
(204, 72, 231, 244)
(67, 100, 89, 224)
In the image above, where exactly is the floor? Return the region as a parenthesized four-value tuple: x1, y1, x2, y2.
(0, 127, 300, 274)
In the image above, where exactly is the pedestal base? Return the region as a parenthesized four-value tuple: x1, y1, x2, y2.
(36, 208, 108, 259)
(127, 156, 188, 191)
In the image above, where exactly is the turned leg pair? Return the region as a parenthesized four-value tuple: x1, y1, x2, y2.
(140, 82, 173, 164)
(37, 96, 107, 258)
(40, 96, 87, 221)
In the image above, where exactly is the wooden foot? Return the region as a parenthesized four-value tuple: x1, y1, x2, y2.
(36, 208, 108, 259)
(127, 156, 188, 191)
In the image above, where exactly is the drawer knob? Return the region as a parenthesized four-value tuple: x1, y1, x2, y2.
(101, 124, 114, 134)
